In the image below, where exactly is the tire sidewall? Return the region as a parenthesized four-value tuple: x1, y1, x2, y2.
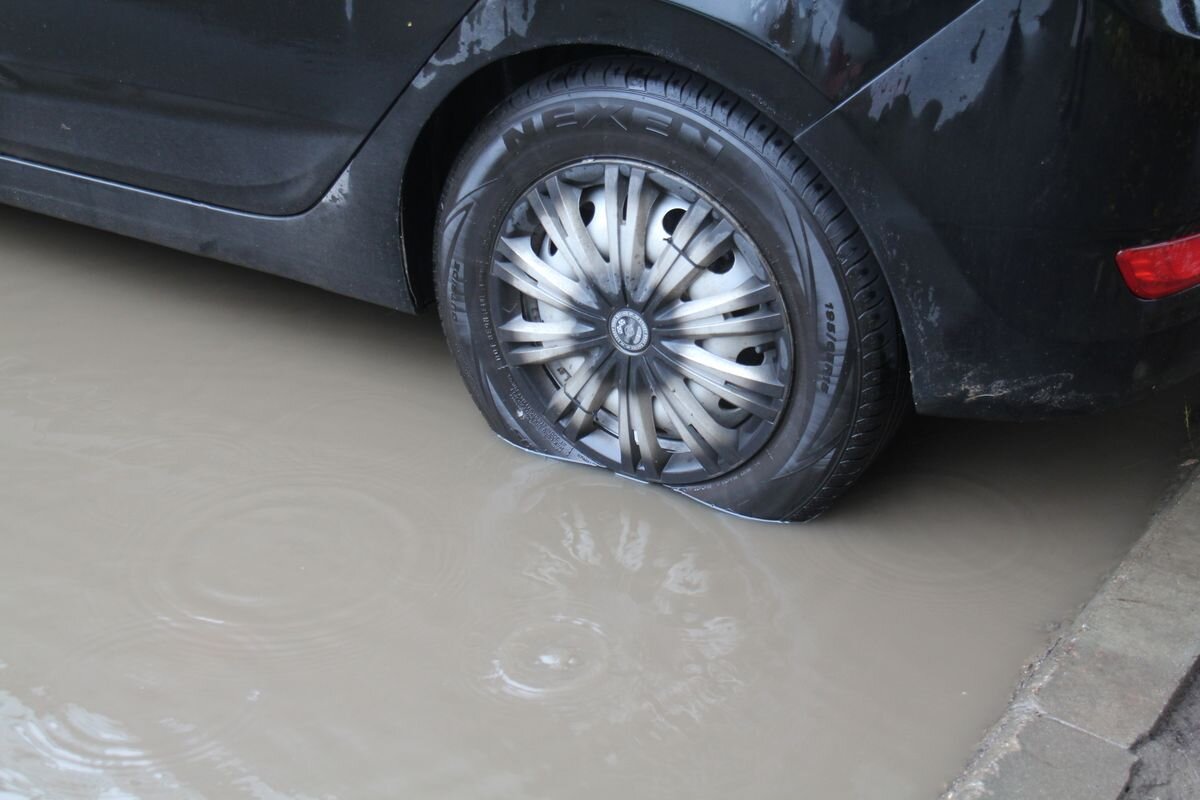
(436, 87, 860, 519)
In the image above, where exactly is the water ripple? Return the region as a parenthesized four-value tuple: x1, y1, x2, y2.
(825, 469, 1041, 604)
(124, 471, 463, 670)
(15, 621, 259, 780)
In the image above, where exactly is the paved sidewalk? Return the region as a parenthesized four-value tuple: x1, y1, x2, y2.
(1123, 666, 1200, 800)
(944, 467, 1200, 800)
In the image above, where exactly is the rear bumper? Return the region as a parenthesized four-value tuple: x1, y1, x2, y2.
(903, 221, 1200, 419)
(798, 0, 1200, 419)
(937, 286, 1200, 418)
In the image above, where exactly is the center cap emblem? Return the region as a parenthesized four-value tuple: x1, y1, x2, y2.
(609, 308, 650, 354)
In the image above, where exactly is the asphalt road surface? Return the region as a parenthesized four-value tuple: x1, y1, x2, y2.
(0, 204, 1196, 799)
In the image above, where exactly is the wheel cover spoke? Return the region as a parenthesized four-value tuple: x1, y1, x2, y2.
(655, 279, 777, 324)
(656, 310, 784, 340)
(617, 167, 658, 300)
(546, 347, 618, 421)
(631, 199, 713, 309)
(498, 316, 607, 366)
(545, 176, 621, 304)
(645, 357, 740, 473)
(495, 236, 603, 320)
(652, 345, 781, 422)
(489, 160, 794, 484)
(658, 340, 786, 398)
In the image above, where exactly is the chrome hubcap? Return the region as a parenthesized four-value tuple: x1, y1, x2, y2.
(490, 160, 793, 484)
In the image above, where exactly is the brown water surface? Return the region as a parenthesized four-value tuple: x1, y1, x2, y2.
(0, 206, 1195, 799)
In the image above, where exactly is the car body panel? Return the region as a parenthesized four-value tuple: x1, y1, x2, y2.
(0, 0, 1198, 419)
(670, 0, 977, 101)
(0, 0, 476, 214)
(798, 0, 1200, 416)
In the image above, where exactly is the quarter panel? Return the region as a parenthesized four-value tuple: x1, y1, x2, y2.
(669, 0, 977, 101)
(798, 0, 1200, 417)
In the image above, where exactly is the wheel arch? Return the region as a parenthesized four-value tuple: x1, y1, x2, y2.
(395, 0, 838, 309)
(400, 45, 621, 309)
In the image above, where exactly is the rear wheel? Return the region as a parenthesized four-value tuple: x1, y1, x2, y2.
(435, 57, 908, 521)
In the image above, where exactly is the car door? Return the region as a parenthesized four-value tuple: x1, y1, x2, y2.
(0, 0, 476, 215)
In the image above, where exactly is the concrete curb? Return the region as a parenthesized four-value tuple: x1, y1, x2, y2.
(943, 469, 1200, 800)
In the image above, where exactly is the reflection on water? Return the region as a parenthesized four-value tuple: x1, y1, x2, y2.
(461, 468, 784, 743)
(0, 205, 1195, 799)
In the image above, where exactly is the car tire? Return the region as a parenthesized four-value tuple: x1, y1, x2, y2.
(435, 56, 908, 522)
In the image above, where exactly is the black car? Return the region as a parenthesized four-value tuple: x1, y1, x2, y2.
(2, 1, 1199, 521)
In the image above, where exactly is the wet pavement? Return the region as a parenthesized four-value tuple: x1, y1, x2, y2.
(0, 204, 1196, 800)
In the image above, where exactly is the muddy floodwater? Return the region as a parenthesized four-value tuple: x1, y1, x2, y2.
(0, 205, 1196, 800)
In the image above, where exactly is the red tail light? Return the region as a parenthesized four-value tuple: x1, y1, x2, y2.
(1116, 231, 1200, 300)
